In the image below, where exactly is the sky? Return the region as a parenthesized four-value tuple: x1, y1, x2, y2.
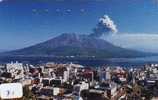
(1, 0, 158, 52)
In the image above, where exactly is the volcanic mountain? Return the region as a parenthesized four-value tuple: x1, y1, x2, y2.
(1, 33, 154, 58)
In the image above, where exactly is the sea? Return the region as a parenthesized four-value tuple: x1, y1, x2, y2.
(0, 56, 158, 68)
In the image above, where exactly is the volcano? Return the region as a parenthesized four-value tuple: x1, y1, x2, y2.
(1, 33, 154, 58)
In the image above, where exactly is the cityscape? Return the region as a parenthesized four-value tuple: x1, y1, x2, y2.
(0, 61, 158, 100)
(1, 0, 158, 100)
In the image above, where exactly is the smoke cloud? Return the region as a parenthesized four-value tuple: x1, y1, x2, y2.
(90, 15, 118, 37)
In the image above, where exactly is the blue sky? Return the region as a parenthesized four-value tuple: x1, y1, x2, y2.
(1, 0, 158, 52)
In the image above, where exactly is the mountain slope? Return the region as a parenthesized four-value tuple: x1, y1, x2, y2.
(1, 33, 154, 58)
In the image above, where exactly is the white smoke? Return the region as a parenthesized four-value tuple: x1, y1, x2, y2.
(90, 15, 118, 37)
(100, 15, 118, 33)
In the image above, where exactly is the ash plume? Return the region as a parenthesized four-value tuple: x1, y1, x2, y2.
(90, 15, 118, 37)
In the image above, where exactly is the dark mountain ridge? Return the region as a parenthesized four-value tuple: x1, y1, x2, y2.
(1, 33, 155, 58)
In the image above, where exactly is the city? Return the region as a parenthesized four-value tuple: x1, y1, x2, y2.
(1, 0, 158, 100)
(0, 61, 157, 100)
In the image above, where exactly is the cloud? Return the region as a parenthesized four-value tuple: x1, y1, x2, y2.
(90, 15, 118, 37)
(105, 33, 158, 53)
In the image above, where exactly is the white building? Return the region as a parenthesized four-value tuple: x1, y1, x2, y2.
(74, 82, 89, 96)
(6, 61, 24, 79)
(106, 67, 111, 80)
